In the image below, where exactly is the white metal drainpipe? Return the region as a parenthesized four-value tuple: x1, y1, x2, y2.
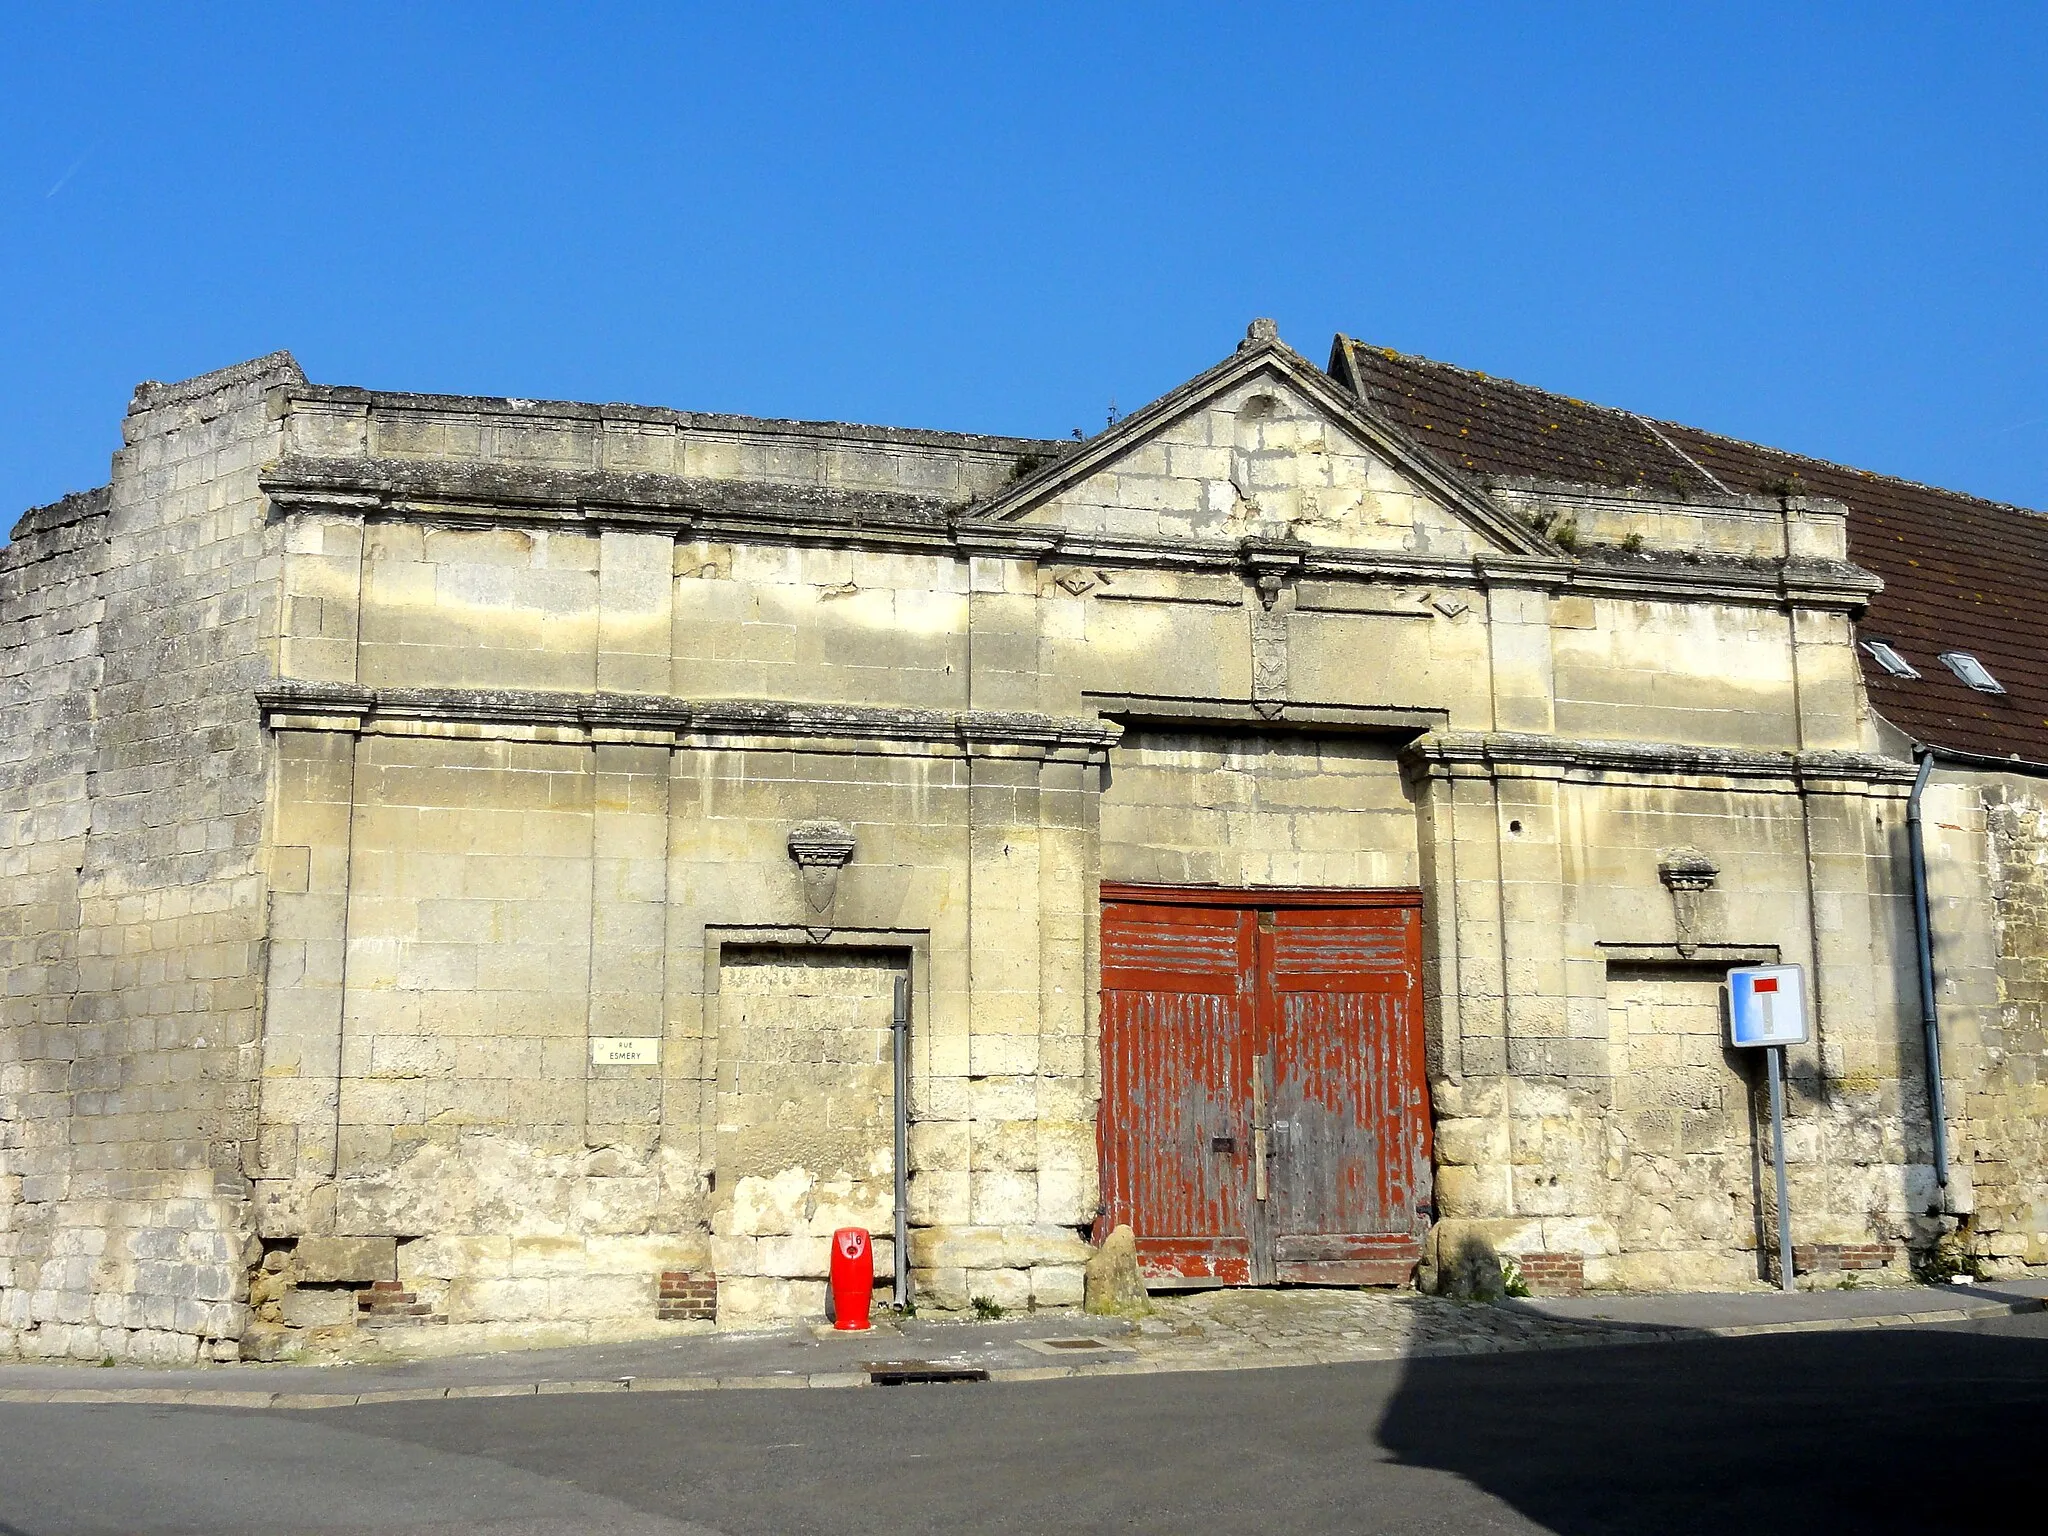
(892, 973, 911, 1307)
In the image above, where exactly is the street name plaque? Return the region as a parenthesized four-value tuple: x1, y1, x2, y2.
(590, 1037, 660, 1066)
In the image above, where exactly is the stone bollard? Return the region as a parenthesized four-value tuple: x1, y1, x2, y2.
(1083, 1225, 1153, 1318)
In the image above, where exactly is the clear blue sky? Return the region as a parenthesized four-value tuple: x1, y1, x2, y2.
(5, 4, 2046, 526)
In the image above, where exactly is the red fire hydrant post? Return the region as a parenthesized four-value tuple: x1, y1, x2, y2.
(828, 1227, 874, 1331)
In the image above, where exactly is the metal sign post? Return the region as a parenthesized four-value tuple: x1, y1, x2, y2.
(1763, 1043, 1795, 1294)
(1728, 965, 1809, 1294)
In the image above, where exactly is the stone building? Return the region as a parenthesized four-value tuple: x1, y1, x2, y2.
(3, 323, 2043, 1364)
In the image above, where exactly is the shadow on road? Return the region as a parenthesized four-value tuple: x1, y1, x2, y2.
(1375, 1319, 2048, 1534)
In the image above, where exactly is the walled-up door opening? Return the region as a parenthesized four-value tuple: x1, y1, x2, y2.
(1604, 963, 1769, 1288)
(1097, 886, 1430, 1287)
(710, 944, 909, 1321)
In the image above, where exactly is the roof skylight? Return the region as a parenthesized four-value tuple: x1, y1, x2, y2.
(1862, 641, 1919, 679)
(1940, 652, 2005, 693)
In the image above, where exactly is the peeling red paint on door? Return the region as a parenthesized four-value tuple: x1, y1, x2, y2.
(1098, 898, 1257, 1283)
(1263, 905, 1429, 1284)
(1099, 886, 1429, 1287)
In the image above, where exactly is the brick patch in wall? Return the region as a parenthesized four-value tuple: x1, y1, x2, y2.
(659, 1271, 718, 1322)
(359, 1280, 441, 1325)
(1793, 1243, 1895, 1274)
(1515, 1252, 1585, 1296)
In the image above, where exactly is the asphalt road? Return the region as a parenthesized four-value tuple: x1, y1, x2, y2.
(3, 1312, 2044, 1535)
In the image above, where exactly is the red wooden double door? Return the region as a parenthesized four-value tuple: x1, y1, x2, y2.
(1098, 885, 1430, 1286)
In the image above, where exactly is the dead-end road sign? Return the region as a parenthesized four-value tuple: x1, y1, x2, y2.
(1729, 964, 1809, 1291)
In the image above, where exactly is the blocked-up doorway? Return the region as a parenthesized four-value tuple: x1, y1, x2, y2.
(1606, 965, 1763, 1288)
(710, 945, 905, 1320)
(1098, 886, 1430, 1286)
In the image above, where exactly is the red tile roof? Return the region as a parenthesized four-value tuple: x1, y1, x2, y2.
(1332, 337, 2048, 765)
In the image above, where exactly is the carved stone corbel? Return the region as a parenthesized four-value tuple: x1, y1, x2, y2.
(1239, 539, 1306, 612)
(1238, 539, 1305, 715)
(1658, 849, 1720, 958)
(788, 820, 857, 940)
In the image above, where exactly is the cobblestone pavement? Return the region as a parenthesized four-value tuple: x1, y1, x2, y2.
(1126, 1287, 1605, 1370)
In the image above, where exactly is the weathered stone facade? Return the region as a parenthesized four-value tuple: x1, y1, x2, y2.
(2, 354, 298, 1361)
(1909, 770, 2048, 1277)
(5, 326, 2045, 1362)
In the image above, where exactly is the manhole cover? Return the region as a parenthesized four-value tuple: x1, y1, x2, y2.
(1018, 1336, 1132, 1355)
(864, 1361, 991, 1386)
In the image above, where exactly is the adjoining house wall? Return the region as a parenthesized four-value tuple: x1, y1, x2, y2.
(1, 354, 302, 1362)
(1978, 778, 2048, 1273)
(1917, 768, 2048, 1278)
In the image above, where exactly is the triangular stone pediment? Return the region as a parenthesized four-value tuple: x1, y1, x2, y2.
(985, 334, 1545, 558)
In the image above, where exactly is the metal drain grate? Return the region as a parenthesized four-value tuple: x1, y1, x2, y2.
(865, 1360, 991, 1386)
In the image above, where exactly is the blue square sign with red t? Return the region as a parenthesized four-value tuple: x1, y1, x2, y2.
(1728, 964, 1809, 1048)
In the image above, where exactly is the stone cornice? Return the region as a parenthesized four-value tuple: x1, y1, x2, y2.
(259, 455, 1879, 613)
(1597, 941, 1783, 966)
(1084, 692, 1446, 736)
(1401, 731, 1917, 790)
(256, 681, 1123, 760)
(1468, 551, 1878, 610)
(259, 453, 957, 534)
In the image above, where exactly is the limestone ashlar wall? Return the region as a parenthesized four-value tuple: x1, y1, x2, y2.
(1101, 731, 1419, 892)
(352, 525, 975, 713)
(252, 498, 1114, 1336)
(1492, 484, 1854, 567)
(1496, 584, 1863, 759)
(256, 729, 715, 1347)
(673, 541, 968, 710)
(1418, 752, 1926, 1291)
(2, 354, 302, 1363)
(277, 385, 1053, 508)
(1, 490, 110, 1356)
(1027, 373, 1481, 556)
(1549, 596, 1803, 750)
(250, 703, 1105, 1338)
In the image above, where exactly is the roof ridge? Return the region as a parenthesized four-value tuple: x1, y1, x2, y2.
(1656, 416, 2048, 521)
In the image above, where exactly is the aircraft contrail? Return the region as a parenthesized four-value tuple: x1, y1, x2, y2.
(46, 148, 94, 199)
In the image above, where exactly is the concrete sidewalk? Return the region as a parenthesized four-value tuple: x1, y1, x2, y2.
(0, 1280, 2039, 1409)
